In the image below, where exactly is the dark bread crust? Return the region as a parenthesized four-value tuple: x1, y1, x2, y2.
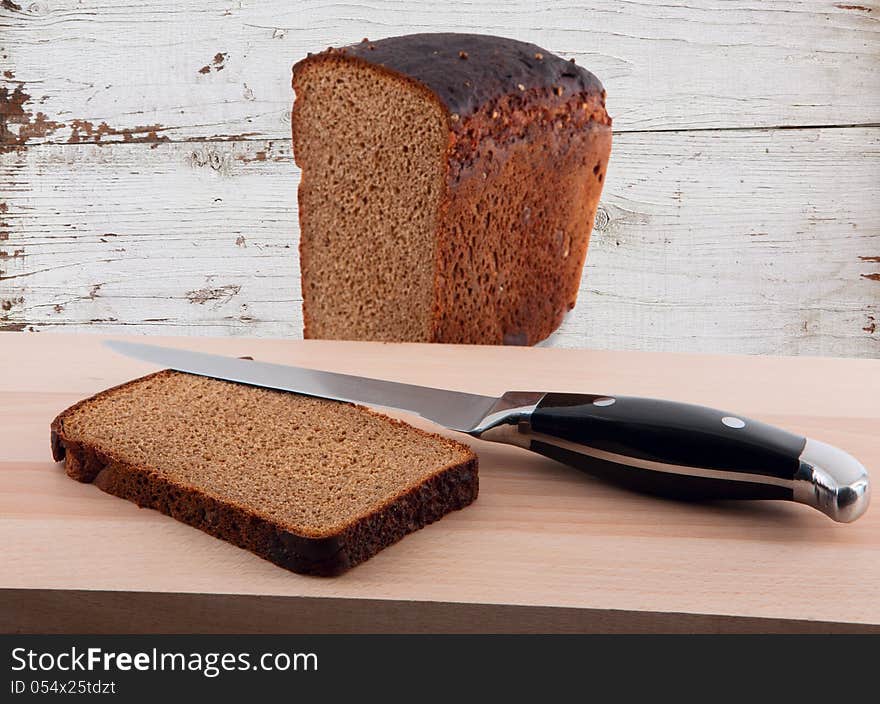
(435, 123, 611, 345)
(293, 33, 612, 345)
(51, 371, 479, 577)
(341, 33, 604, 120)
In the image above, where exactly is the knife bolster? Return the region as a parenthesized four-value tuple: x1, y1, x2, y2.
(470, 391, 544, 445)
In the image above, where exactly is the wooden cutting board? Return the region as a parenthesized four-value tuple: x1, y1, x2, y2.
(2, 333, 878, 633)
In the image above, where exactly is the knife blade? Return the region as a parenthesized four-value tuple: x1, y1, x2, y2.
(105, 339, 497, 432)
(105, 340, 870, 523)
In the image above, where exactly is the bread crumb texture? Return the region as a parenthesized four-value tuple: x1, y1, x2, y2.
(293, 58, 447, 342)
(53, 371, 476, 548)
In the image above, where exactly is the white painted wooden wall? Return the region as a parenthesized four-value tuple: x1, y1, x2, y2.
(1, 0, 878, 356)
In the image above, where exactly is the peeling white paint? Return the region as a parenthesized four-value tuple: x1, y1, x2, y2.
(1, 1, 878, 355)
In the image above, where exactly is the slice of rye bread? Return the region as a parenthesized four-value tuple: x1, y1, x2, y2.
(50, 370, 478, 576)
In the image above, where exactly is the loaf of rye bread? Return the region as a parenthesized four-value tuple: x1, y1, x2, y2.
(50, 370, 478, 576)
(292, 33, 612, 345)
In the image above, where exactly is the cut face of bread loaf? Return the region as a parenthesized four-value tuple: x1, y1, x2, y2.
(292, 32, 612, 345)
(51, 370, 478, 576)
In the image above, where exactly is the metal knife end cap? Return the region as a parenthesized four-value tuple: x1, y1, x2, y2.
(794, 438, 871, 523)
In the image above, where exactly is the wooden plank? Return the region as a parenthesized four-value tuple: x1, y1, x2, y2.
(0, 139, 301, 338)
(1, 333, 879, 632)
(1, 0, 879, 146)
(2, 128, 878, 356)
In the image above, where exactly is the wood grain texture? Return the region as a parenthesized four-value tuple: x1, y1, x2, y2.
(1, 333, 879, 632)
(2, 129, 878, 355)
(1, 0, 879, 144)
(1, 1, 879, 356)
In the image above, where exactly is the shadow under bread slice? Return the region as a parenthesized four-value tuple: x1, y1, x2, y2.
(50, 370, 478, 576)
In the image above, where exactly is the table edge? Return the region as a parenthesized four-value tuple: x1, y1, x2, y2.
(3, 589, 878, 634)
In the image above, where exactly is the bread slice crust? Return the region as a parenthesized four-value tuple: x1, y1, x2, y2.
(51, 370, 479, 576)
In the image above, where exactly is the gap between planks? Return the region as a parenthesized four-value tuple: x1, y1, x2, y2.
(5, 122, 880, 151)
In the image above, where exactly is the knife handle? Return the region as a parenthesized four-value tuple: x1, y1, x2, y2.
(475, 392, 870, 522)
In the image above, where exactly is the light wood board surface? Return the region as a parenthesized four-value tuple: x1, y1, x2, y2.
(1, 332, 879, 632)
(2, 1, 879, 356)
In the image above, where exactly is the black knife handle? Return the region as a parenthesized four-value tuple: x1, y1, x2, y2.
(474, 392, 870, 522)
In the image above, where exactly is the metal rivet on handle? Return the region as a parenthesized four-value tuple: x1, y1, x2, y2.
(593, 397, 616, 407)
(722, 416, 746, 429)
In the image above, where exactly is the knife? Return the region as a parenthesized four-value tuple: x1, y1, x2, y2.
(105, 340, 870, 523)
